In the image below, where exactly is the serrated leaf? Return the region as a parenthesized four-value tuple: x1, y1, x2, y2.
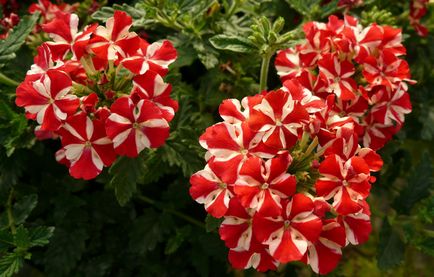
(393, 151, 433, 214)
(0, 13, 39, 68)
(13, 225, 30, 249)
(108, 156, 145, 206)
(205, 214, 223, 233)
(377, 218, 405, 270)
(0, 252, 24, 277)
(209, 35, 257, 53)
(29, 226, 54, 247)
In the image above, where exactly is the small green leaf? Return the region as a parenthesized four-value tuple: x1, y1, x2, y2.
(205, 214, 223, 233)
(108, 156, 145, 206)
(0, 13, 39, 68)
(377, 218, 405, 270)
(29, 226, 54, 247)
(0, 252, 24, 277)
(13, 194, 38, 225)
(209, 35, 257, 53)
(13, 225, 30, 249)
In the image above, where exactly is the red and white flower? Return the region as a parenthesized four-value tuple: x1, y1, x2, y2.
(131, 70, 178, 122)
(228, 238, 279, 272)
(253, 194, 323, 263)
(318, 54, 357, 101)
(315, 154, 371, 215)
(121, 39, 177, 76)
(15, 69, 79, 131)
(339, 202, 372, 245)
(305, 220, 346, 275)
(248, 90, 309, 149)
(89, 10, 140, 64)
(234, 153, 296, 217)
(189, 157, 235, 218)
(105, 97, 170, 157)
(59, 112, 116, 180)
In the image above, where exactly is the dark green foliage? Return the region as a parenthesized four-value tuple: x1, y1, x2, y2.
(377, 219, 405, 269)
(393, 151, 433, 214)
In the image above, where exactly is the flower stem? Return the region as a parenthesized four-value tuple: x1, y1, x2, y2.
(136, 195, 206, 229)
(259, 52, 272, 92)
(6, 188, 16, 234)
(0, 73, 19, 87)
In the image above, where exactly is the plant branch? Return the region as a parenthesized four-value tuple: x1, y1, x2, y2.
(259, 52, 272, 92)
(0, 73, 20, 87)
(6, 188, 16, 234)
(136, 195, 206, 229)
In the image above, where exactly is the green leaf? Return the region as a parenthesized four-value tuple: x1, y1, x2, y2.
(129, 209, 165, 254)
(377, 218, 405, 270)
(209, 35, 257, 53)
(0, 13, 39, 68)
(108, 156, 145, 206)
(286, 0, 321, 16)
(13, 225, 30, 249)
(205, 214, 223, 233)
(91, 4, 149, 27)
(0, 230, 14, 253)
(164, 226, 191, 255)
(393, 151, 434, 214)
(28, 226, 54, 247)
(416, 237, 434, 257)
(44, 227, 89, 276)
(13, 194, 38, 225)
(0, 252, 24, 277)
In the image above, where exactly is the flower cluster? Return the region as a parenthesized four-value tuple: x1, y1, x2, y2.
(409, 0, 430, 37)
(187, 15, 417, 275)
(190, 77, 384, 274)
(0, 12, 19, 39)
(29, 0, 78, 25)
(15, 11, 177, 180)
(275, 15, 415, 150)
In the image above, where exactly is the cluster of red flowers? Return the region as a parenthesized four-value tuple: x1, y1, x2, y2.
(0, 0, 19, 39)
(275, 15, 415, 150)
(29, 0, 78, 25)
(189, 15, 416, 275)
(15, 10, 178, 180)
(409, 0, 430, 36)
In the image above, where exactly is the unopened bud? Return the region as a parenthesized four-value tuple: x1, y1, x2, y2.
(272, 17, 285, 33)
(259, 16, 271, 36)
(268, 31, 278, 44)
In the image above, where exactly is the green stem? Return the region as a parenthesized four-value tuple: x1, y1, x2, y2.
(259, 52, 272, 92)
(0, 73, 19, 87)
(226, 0, 239, 18)
(6, 188, 16, 234)
(137, 195, 205, 230)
